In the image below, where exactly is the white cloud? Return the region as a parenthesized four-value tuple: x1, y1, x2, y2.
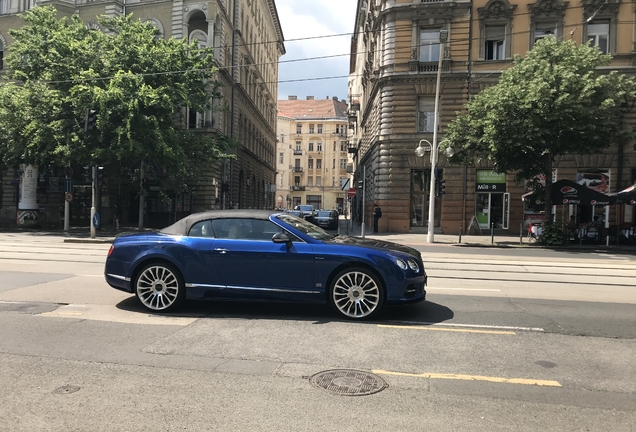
(275, 0, 357, 102)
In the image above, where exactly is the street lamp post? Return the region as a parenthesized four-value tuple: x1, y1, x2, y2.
(426, 29, 448, 243)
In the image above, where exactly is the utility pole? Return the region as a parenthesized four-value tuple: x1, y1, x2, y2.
(90, 164, 96, 239)
(138, 160, 144, 229)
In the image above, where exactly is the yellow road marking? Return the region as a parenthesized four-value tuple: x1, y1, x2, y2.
(373, 369, 561, 387)
(378, 324, 515, 335)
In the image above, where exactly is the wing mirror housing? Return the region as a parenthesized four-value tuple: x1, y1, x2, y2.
(272, 232, 292, 247)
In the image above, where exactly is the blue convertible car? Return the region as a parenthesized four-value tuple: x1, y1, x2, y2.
(105, 210, 427, 319)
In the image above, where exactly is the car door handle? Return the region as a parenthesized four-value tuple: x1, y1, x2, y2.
(214, 248, 229, 254)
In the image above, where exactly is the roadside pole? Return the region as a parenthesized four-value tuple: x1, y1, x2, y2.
(361, 165, 366, 238)
(138, 160, 144, 229)
(90, 165, 96, 239)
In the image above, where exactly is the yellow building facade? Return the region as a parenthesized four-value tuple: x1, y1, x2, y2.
(277, 96, 351, 213)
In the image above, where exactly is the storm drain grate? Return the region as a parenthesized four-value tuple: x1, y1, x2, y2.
(310, 369, 387, 396)
(53, 385, 81, 395)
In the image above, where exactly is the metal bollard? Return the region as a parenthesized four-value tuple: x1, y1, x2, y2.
(520, 222, 523, 244)
(458, 227, 463, 244)
(491, 222, 494, 244)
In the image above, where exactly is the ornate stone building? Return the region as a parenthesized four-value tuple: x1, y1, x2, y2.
(276, 96, 350, 212)
(0, 0, 284, 228)
(348, 0, 636, 235)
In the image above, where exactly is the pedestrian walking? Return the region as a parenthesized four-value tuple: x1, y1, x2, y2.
(373, 204, 382, 233)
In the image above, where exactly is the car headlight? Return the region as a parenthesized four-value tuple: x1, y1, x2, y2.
(407, 259, 420, 272)
(395, 258, 408, 270)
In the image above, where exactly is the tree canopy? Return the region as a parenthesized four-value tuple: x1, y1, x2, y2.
(0, 6, 234, 188)
(444, 37, 635, 221)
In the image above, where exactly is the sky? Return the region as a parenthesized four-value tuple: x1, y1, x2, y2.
(275, 0, 358, 103)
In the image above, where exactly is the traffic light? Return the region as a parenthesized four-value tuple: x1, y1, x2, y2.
(96, 166, 104, 185)
(82, 165, 92, 182)
(84, 109, 98, 132)
(142, 177, 150, 191)
(357, 180, 364, 189)
(436, 177, 446, 197)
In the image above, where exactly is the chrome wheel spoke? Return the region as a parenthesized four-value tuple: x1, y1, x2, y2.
(332, 270, 381, 318)
(136, 265, 180, 311)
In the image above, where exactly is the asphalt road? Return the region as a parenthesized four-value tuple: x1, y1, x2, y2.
(0, 232, 634, 431)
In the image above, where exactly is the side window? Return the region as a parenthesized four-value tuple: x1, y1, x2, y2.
(189, 220, 213, 237)
(210, 218, 280, 240)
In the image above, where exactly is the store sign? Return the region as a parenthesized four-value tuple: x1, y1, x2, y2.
(476, 170, 506, 192)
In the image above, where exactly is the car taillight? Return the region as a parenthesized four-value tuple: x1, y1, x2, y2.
(107, 245, 114, 256)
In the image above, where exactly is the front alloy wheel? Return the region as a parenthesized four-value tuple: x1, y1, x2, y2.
(330, 268, 384, 319)
(135, 263, 184, 312)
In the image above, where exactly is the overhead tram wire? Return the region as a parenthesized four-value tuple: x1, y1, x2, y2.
(37, 9, 636, 87)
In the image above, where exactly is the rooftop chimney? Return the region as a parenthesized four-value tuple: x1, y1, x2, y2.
(333, 96, 338, 101)
(306, 96, 314, 100)
(288, 95, 297, 100)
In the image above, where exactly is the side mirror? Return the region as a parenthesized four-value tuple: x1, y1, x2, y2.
(272, 232, 292, 247)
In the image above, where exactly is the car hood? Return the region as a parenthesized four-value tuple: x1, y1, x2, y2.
(325, 236, 421, 259)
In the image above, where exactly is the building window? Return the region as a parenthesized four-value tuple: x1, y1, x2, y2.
(317, 142, 322, 152)
(294, 176, 300, 186)
(478, 0, 515, 60)
(316, 159, 322, 170)
(340, 142, 346, 152)
(340, 159, 347, 169)
(316, 177, 322, 187)
(308, 177, 313, 187)
(587, 22, 609, 54)
(534, 24, 557, 44)
(308, 142, 314, 151)
(317, 124, 323, 133)
(418, 97, 436, 133)
(308, 159, 313, 169)
(419, 29, 441, 62)
(295, 141, 301, 151)
(484, 26, 505, 60)
(279, 152, 284, 164)
(309, 124, 315, 134)
(296, 123, 302, 134)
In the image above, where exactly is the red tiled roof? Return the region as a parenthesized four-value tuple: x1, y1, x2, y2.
(277, 99, 348, 119)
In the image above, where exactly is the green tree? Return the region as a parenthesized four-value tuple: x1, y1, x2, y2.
(0, 5, 234, 189)
(444, 37, 635, 222)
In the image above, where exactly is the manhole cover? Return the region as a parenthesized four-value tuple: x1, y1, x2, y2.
(310, 369, 387, 396)
(53, 385, 81, 395)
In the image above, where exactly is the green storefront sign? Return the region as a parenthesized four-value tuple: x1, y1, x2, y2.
(476, 170, 506, 192)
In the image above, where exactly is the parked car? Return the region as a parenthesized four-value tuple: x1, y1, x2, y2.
(314, 210, 339, 230)
(285, 209, 305, 219)
(105, 210, 427, 320)
(294, 205, 316, 223)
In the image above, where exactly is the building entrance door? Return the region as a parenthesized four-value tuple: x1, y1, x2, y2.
(476, 192, 510, 229)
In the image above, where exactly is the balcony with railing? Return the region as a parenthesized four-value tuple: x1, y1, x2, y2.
(291, 185, 305, 191)
(293, 150, 303, 155)
(292, 166, 304, 173)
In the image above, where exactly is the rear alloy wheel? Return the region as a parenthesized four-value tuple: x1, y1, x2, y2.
(134, 263, 184, 312)
(330, 267, 384, 319)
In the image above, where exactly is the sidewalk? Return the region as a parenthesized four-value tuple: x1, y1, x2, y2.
(2, 221, 635, 252)
(339, 219, 636, 252)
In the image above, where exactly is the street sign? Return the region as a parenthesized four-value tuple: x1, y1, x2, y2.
(65, 192, 73, 203)
(347, 187, 357, 198)
(92, 213, 100, 228)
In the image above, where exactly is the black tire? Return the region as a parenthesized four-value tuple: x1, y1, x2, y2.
(134, 262, 185, 312)
(329, 267, 385, 319)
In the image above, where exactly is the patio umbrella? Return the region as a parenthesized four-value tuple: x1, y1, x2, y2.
(550, 179, 615, 206)
(613, 185, 636, 205)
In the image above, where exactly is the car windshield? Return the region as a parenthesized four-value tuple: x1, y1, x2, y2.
(317, 211, 332, 217)
(275, 214, 335, 240)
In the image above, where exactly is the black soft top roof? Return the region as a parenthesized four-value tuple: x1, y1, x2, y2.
(160, 210, 280, 236)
